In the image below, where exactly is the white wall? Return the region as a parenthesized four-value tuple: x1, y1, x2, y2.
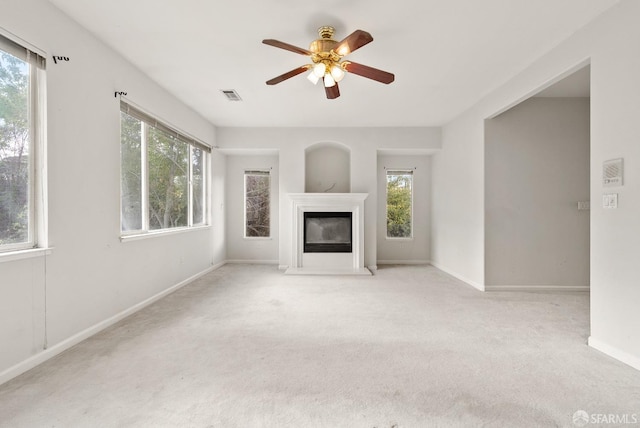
(485, 97, 590, 288)
(0, 0, 222, 382)
(225, 154, 279, 263)
(431, 0, 640, 369)
(216, 128, 441, 270)
(431, 112, 485, 290)
(305, 143, 350, 193)
(377, 154, 431, 264)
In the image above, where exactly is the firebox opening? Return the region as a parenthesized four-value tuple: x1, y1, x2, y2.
(304, 212, 352, 253)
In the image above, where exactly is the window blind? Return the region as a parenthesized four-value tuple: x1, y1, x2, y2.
(0, 33, 46, 69)
(120, 100, 211, 153)
(386, 170, 414, 175)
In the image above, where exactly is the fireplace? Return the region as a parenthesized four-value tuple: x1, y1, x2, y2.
(286, 193, 370, 275)
(304, 212, 352, 253)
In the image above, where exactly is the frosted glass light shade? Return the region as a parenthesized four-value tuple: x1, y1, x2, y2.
(323, 73, 336, 87)
(313, 63, 326, 77)
(331, 65, 345, 82)
(307, 71, 320, 85)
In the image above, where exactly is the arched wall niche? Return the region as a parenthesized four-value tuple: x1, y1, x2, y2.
(305, 142, 351, 193)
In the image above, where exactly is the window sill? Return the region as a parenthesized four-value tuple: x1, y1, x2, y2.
(0, 247, 53, 264)
(243, 237, 272, 241)
(385, 237, 414, 241)
(120, 225, 211, 243)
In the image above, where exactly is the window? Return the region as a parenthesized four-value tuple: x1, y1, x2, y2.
(386, 170, 413, 239)
(244, 170, 270, 238)
(0, 34, 45, 252)
(120, 101, 209, 234)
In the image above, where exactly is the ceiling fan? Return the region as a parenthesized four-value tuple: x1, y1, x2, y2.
(262, 26, 395, 99)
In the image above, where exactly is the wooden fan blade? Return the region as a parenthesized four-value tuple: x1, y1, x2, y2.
(344, 61, 395, 84)
(266, 66, 309, 85)
(324, 81, 340, 99)
(334, 30, 373, 56)
(262, 39, 312, 56)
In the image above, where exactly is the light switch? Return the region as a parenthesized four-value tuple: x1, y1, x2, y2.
(603, 193, 618, 209)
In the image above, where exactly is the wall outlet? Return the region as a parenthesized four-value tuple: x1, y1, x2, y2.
(577, 201, 590, 211)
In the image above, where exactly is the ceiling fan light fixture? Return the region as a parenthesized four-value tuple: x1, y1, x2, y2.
(323, 73, 336, 87)
(331, 64, 345, 82)
(307, 71, 320, 85)
(313, 63, 326, 78)
(336, 45, 350, 56)
(263, 26, 394, 99)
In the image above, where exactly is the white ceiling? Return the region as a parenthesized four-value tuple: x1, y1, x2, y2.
(48, 0, 617, 127)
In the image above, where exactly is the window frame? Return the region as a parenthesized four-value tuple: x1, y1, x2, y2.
(385, 169, 414, 240)
(243, 169, 271, 239)
(0, 32, 46, 254)
(119, 100, 210, 238)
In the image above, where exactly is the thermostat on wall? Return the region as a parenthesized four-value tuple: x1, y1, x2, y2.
(603, 158, 623, 187)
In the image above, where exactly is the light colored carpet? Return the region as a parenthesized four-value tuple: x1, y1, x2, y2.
(1, 264, 639, 427)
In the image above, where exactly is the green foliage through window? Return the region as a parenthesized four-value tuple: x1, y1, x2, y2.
(0, 37, 43, 251)
(386, 171, 413, 238)
(120, 103, 209, 233)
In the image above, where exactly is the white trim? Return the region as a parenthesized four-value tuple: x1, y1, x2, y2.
(429, 261, 485, 291)
(588, 336, 640, 371)
(225, 259, 278, 265)
(485, 285, 589, 292)
(278, 265, 289, 271)
(0, 247, 52, 264)
(120, 225, 211, 242)
(377, 260, 430, 265)
(285, 267, 371, 276)
(0, 264, 220, 386)
(210, 260, 227, 271)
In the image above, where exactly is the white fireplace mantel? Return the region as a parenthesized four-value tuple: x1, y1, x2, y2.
(285, 193, 371, 275)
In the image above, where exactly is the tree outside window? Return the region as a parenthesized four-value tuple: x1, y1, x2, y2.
(386, 170, 413, 238)
(120, 102, 209, 234)
(245, 170, 270, 238)
(0, 46, 35, 250)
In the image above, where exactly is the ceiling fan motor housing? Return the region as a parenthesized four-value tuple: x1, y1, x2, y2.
(309, 26, 338, 55)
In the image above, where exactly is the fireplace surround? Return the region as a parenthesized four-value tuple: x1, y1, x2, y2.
(286, 193, 370, 275)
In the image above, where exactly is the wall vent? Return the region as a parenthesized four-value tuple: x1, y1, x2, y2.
(221, 89, 242, 101)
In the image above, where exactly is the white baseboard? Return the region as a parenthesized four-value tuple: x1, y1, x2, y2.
(588, 336, 640, 371)
(226, 259, 278, 265)
(377, 260, 430, 265)
(211, 260, 227, 271)
(0, 264, 221, 386)
(429, 261, 485, 291)
(485, 285, 590, 292)
(278, 265, 288, 271)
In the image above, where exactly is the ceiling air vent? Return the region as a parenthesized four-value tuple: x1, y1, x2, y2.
(221, 89, 242, 101)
